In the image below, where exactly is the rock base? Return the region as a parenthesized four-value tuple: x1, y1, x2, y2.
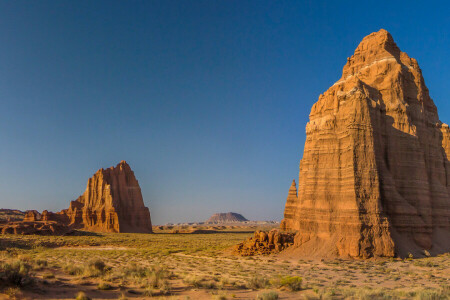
(233, 230, 295, 256)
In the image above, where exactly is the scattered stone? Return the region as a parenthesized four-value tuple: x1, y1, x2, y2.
(233, 230, 295, 256)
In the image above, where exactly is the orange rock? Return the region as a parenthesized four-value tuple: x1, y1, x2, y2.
(282, 29, 450, 258)
(0, 221, 73, 235)
(23, 210, 39, 222)
(58, 161, 153, 233)
(233, 229, 294, 256)
(280, 180, 297, 231)
(36, 161, 153, 233)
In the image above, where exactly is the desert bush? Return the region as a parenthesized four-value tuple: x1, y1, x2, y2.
(183, 275, 203, 288)
(32, 259, 48, 270)
(85, 259, 107, 277)
(0, 260, 34, 287)
(414, 286, 450, 300)
(75, 291, 91, 300)
(414, 260, 437, 268)
(246, 276, 270, 290)
(121, 263, 170, 290)
(183, 275, 217, 289)
(278, 276, 302, 291)
(63, 264, 83, 276)
(89, 259, 106, 272)
(97, 282, 113, 290)
(146, 265, 167, 288)
(3, 287, 20, 299)
(256, 291, 279, 300)
(159, 279, 171, 295)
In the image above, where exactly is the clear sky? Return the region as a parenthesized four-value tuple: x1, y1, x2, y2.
(0, 1, 448, 225)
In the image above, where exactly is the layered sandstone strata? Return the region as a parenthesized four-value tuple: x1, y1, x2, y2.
(0, 221, 73, 236)
(282, 29, 450, 258)
(280, 180, 297, 230)
(45, 161, 152, 233)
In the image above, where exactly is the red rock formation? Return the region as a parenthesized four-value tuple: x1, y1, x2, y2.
(36, 161, 152, 233)
(23, 211, 39, 222)
(1, 161, 152, 235)
(0, 221, 73, 236)
(233, 229, 295, 256)
(282, 29, 450, 258)
(280, 180, 297, 231)
(56, 161, 153, 233)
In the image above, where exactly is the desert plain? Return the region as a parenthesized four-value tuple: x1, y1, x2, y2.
(0, 224, 449, 300)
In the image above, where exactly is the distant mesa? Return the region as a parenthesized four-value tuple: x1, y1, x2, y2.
(206, 212, 248, 224)
(1, 161, 153, 235)
(281, 29, 450, 258)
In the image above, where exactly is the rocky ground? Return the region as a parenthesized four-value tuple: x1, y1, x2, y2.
(0, 228, 448, 299)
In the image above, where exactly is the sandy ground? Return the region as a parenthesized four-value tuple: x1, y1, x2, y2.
(0, 231, 448, 299)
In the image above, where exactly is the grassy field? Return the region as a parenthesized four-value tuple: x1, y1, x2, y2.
(0, 231, 449, 299)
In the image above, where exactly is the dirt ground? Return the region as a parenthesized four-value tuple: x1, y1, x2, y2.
(0, 228, 448, 299)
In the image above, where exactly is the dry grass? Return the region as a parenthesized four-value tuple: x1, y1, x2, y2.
(0, 231, 449, 299)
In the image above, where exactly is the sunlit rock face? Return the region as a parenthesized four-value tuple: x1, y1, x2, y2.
(282, 29, 450, 258)
(45, 161, 153, 233)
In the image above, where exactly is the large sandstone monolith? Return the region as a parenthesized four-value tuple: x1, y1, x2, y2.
(281, 29, 450, 258)
(46, 161, 153, 233)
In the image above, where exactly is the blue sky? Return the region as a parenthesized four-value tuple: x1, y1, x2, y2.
(0, 1, 448, 224)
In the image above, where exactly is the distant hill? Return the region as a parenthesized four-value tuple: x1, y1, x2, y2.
(206, 212, 248, 223)
(0, 209, 27, 221)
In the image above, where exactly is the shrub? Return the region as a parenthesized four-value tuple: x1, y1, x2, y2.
(256, 291, 279, 300)
(246, 276, 270, 290)
(76, 259, 109, 278)
(279, 276, 302, 291)
(160, 280, 171, 295)
(64, 264, 83, 276)
(97, 282, 113, 290)
(183, 275, 202, 288)
(0, 260, 34, 287)
(75, 291, 91, 300)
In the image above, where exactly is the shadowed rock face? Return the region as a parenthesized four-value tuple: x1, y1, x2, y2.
(45, 161, 153, 233)
(282, 29, 450, 258)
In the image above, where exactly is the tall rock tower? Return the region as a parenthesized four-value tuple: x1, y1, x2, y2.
(282, 29, 450, 258)
(46, 161, 153, 233)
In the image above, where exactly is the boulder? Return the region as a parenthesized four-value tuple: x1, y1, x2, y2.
(233, 229, 294, 256)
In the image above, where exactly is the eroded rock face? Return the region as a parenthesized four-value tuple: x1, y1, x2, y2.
(282, 29, 450, 258)
(233, 230, 295, 256)
(40, 161, 152, 233)
(0, 221, 73, 236)
(280, 180, 297, 231)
